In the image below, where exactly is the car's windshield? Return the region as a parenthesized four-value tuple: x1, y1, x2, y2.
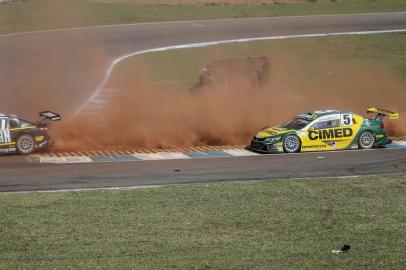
(281, 117, 310, 130)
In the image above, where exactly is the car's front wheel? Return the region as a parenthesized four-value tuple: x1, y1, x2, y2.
(358, 130, 375, 149)
(283, 135, 301, 153)
(16, 134, 35, 155)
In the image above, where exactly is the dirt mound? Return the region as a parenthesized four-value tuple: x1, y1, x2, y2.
(192, 57, 270, 92)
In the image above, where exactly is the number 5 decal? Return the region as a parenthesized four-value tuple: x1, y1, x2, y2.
(341, 114, 352, 126)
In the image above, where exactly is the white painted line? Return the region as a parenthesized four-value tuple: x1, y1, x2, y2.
(38, 156, 93, 164)
(75, 28, 406, 114)
(133, 152, 190, 160)
(223, 149, 259, 156)
(1, 12, 405, 38)
(158, 152, 190, 159)
(2, 184, 164, 194)
(385, 141, 406, 149)
(36, 157, 66, 164)
(132, 153, 166, 160)
(3, 172, 404, 194)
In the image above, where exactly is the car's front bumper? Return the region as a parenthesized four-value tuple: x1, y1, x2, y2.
(248, 139, 283, 154)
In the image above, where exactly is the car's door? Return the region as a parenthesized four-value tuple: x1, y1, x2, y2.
(336, 112, 365, 149)
(300, 114, 342, 151)
(0, 117, 12, 149)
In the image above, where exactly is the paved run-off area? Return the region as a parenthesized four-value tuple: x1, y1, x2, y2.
(29, 141, 406, 164)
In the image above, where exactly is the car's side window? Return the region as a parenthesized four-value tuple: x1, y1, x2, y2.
(9, 119, 19, 129)
(312, 119, 340, 130)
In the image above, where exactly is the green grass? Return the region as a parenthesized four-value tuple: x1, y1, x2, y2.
(114, 32, 406, 90)
(0, 0, 406, 34)
(1, 174, 405, 269)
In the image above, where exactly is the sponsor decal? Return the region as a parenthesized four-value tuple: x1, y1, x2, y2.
(341, 114, 353, 126)
(302, 145, 327, 149)
(0, 118, 7, 129)
(309, 128, 353, 140)
(0, 130, 11, 143)
(318, 114, 341, 121)
(0, 118, 11, 144)
(323, 141, 336, 147)
(0, 147, 15, 153)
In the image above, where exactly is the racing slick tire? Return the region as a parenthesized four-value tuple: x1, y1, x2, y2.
(283, 135, 301, 153)
(358, 130, 375, 149)
(16, 134, 35, 155)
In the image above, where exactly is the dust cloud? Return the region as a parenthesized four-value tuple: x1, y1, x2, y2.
(4, 1, 403, 152)
(0, 0, 108, 118)
(51, 53, 406, 152)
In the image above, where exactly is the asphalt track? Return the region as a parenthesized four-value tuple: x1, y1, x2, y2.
(1, 12, 406, 192)
(0, 148, 405, 192)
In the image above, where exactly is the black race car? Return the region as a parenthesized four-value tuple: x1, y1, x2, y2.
(0, 111, 61, 155)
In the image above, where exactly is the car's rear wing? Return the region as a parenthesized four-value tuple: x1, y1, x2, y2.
(39, 111, 61, 122)
(367, 107, 399, 121)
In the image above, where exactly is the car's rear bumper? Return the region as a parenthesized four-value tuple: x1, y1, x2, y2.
(35, 136, 54, 151)
(375, 136, 392, 147)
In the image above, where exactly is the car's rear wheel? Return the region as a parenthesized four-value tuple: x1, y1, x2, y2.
(16, 135, 35, 155)
(358, 130, 375, 149)
(283, 135, 301, 153)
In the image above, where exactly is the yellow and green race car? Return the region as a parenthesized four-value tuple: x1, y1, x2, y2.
(249, 108, 399, 153)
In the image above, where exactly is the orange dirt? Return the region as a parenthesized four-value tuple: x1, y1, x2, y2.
(51, 53, 406, 152)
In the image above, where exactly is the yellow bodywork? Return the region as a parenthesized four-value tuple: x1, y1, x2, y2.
(367, 107, 399, 119)
(252, 108, 397, 153)
(256, 127, 293, 138)
(254, 113, 365, 152)
(299, 114, 364, 152)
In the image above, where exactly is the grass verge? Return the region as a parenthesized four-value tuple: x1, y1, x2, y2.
(1, 174, 405, 269)
(116, 32, 406, 90)
(0, 0, 406, 34)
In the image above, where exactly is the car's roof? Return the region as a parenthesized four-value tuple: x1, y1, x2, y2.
(311, 109, 344, 117)
(0, 113, 19, 118)
(297, 109, 346, 121)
